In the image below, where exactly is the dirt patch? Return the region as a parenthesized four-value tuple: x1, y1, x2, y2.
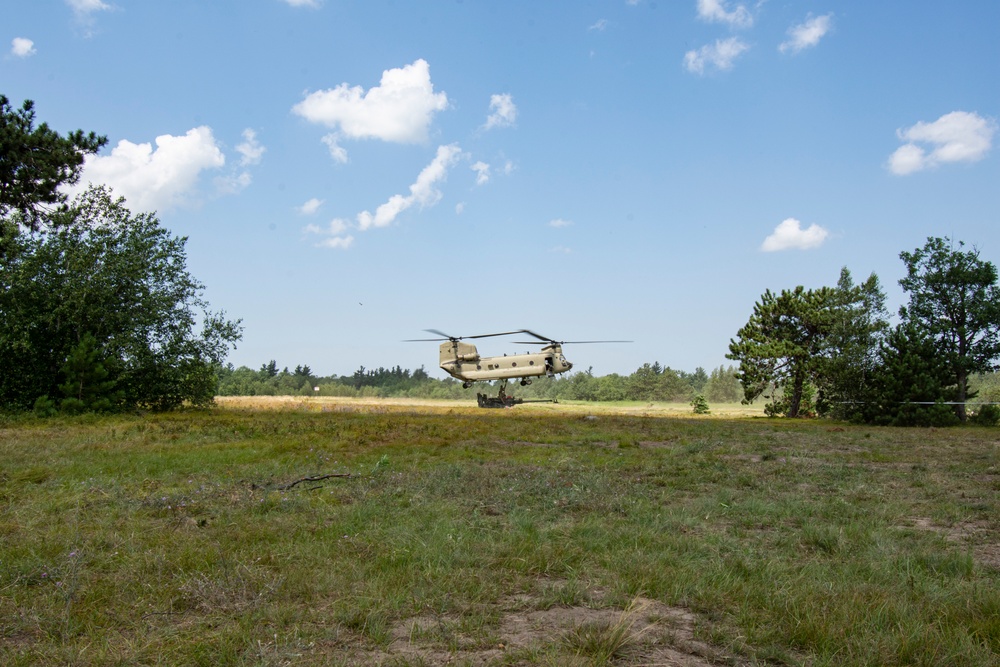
(910, 518, 1000, 570)
(354, 595, 736, 666)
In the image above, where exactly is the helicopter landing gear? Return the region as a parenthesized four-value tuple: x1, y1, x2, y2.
(462, 381, 473, 389)
(519, 379, 532, 386)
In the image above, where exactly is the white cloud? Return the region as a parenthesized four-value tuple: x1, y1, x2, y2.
(780, 14, 833, 54)
(214, 170, 252, 196)
(483, 93, 517, 130)
(684, 37, 749, 74)
(11, 38, 36, 58)
(696, 0, 753, 29)
(235, 128, 265, 166)
(357, 144, 463, 230)
(293, 59, 448, 162)
(888, 111, 996, 175)
(551, 246, 573, 254)
(317, 235, 354, 249)
(282, 0, 321, 7)
(589, 19, 608, 31)
(66, 0, 111, 34)
(68, 126, 227, 212)
(304, 218, 352, 249)
(549, 218, 573, 228)
(471, 161, 490, 185)
(298, 198, 324, 215)
(455, 202, 465, 215)
(66, 0, 111, 16)
(761, 218, 829, 252)
(321, 133, 349, 164)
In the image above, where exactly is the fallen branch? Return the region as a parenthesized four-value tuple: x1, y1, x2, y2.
(277, 473, 353, 490)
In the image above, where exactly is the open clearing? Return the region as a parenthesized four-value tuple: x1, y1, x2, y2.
(2, 397, 999, 666)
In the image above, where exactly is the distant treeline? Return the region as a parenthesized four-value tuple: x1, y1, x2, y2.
(216, 361, 745, 403)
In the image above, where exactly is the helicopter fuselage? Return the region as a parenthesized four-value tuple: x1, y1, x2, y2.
(439, 340, 572, 384)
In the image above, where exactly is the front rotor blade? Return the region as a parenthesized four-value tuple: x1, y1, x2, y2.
(424, 329, 456, 339)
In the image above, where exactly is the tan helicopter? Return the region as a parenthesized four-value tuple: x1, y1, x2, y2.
(406, 329, 629, 407)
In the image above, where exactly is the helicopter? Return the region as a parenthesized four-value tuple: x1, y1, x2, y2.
(406, 329, 630, 408)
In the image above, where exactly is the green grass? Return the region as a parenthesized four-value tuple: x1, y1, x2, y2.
(1, 404, 998, 665)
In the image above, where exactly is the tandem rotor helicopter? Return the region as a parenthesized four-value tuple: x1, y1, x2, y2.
(406, 329, 630, 408)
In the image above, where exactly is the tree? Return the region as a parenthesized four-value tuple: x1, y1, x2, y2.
(57, 333, 121, 413)
(704, 365, 743, 403)
(816, 268, 889, 419)
(860, 324, 959, 427)
(0, 95, 107, 233)
(899, 237, 1000, 421)
(727, 286, 837, 417)
(0, 186, 242, 410)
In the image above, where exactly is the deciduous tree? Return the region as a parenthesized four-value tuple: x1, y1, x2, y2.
(0, 186, 242, 410)
(898, 237, 1000, 421)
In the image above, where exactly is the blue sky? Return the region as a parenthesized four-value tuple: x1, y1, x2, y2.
(4, 1, 999, 378)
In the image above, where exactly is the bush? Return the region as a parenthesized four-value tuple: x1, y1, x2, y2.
(970, 403, 1000, 426)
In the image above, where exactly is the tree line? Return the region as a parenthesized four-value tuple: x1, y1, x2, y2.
(216, 360, 744, 404)
(727, 240, 1000, 426)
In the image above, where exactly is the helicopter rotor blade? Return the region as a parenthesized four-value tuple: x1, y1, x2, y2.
(405, 329, 532, 343)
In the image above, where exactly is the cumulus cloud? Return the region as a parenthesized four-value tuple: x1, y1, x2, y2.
(887, 111, 996, 175)
(293, 59, 448, 162)
(780, 14, 833, 54)
(11, 38, 36, 58)
(696, 0, 753, 29)
(298, 198, 324, 215)
(483, 93, 517, 130)
(549, 218, 573, 228)
(308, 145, 462, 249)
(357, 144, 462, 230)
(471, 161, 490, 185)
(235, 128, 265, 166)
(67, 126, 228, 212)
(684, 37, 749, 74)
(761, 218, 829, 252)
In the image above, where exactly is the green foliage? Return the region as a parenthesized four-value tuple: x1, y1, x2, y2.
(727, 285, 838, 417)
(0, 187, 242, 411)
(0, 95, 107, 233)
(765, 381, 817, 418)
(857, 324, 959, 427)
(31, 395, 57, 418)
(704, 365, 743, 403)
(691, 394, 710, 414)
(970, 403, 1000, 426)
(817, 268, 889, 419)
(58, 333, 121, 413)
(899, 236, 1000, 421)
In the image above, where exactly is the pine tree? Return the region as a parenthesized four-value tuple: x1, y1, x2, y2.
(58, 333, 120, 413)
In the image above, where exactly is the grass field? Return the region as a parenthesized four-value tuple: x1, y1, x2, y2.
(1, 397, 998, 666)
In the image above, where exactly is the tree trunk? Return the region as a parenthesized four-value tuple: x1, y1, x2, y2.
(956, 368, 967, 422)
(788, 372, 804, 418)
